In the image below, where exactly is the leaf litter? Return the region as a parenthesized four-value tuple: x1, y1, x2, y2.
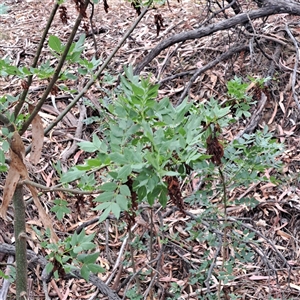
(1, 0, 300, 299)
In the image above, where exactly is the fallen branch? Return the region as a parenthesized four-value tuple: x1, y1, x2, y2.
(285, 24, 300, 112)
(176, 43, 249, 106)
(61, 103, 86, 161)
(134, 0, 300, 75)
(234, 91, 267, 140)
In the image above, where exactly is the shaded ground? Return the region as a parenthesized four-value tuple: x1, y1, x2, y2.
(1, 0, 300, 299)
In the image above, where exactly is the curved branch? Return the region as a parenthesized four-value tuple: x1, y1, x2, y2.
(134, 0, 300, 75)
(177, 43, 249, 106)
(21, 179, 102, 195)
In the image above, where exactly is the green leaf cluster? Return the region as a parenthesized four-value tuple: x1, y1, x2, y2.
(48, 34, 101, 81)
(44, 230, 104, 281)
(0, 4, 9, 14)
(63, 66, 213, 218)
(50, 199, 70, 220)
(60, 68, 284, 222)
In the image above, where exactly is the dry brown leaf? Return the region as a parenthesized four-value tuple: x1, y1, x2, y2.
(0, 132, 26, 219)
(210, 73, 218, 90)
(279, 91, 285, 113)
(274, 202, 289, 214)
(276, 229, 291, 240)
(268, 101, 278, 124)
(9, 148, 28, 178)
(10, 131, 25, 161)
(27, 184, 59, 243)
(28, 104, 44, 165)
(0, 156, 20, 219)
(0, 131, 58, 242)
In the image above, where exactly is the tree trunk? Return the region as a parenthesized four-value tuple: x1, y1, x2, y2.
(13, 184, 27, 300)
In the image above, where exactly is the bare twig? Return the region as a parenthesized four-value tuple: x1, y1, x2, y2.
(105, 224, 138, 285)
(88, 0, 99, 59)
(21, 179, 102, 195)
(285, 24, 300, 113)
(128, 230, 141, 292)
(61, 103, 86, 161)
(227, 216, 291, 272)
(42, 280, 51, 300)
(0, 256, 14, 300)
(204, 235, 222, 293)
(158, 69, 196, 85)
(234, 91, 267, 140)
(156, 43, 182, 81)
(181, 208, 291, 274)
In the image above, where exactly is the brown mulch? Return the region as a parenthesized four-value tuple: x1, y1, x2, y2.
(1, 0, 300, 299)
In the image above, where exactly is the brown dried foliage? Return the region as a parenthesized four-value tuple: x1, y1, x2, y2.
(0, 131, 58, 242)
(154, 13, 164, 36)
(82, 21, 90, 33)
(206, 133, 224, 166)
(59, 5, 69, 25)
(124, 178, 138, 229)
(1, 132, 27, 219)
(50, 84, 59, 96)
(165, 176, 184, 212)
(72, 0, 88, 18)
(21, 80, 29, 90)
(0, 150, 21, 220)
(28, 104, 44, 165)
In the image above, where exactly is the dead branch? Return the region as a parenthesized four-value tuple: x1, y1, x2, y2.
(177, 43, 249, 106)
(61, 103, 86, 161)
(285, 24, 300, 112)
(234, 91, 268, 139)
(134, 0, 300, 75)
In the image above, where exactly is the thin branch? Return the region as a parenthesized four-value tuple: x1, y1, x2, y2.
(0, 256, 14, 299)
(0, 113, 15, 133)
(88, 0, 99, 59)
(13, 3, 59, 119)
(181, 208, 292, 272)
(234, 91, 267, 140)
(177, 43, 249, 106)
(285, 24, 300, 112)
(158, 69, 196, 85)
(19, 0, 90, 135)
(21, 179, 102, 195)
(204, 235, 222, 293)
(42, 5, 151, 137)
(105, 224, 138, 286)
(227, 216, 292, 272)
(61, 103, 86, 161)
